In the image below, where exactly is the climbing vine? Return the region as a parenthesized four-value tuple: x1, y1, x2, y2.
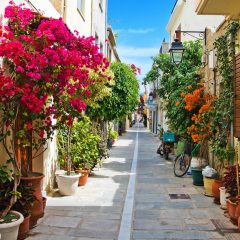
(211, 21, 240, 162)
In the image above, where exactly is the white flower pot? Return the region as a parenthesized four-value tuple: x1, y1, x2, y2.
(219, 186, 229, 209)
(190, 157, 207, 168)
(56, 174, 80, 196)
(0, 211, 24, 240)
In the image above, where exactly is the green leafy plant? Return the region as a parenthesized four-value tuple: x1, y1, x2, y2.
(11, 183, 35, 218)
(57, 116, 101, 171)
(87, 62, 139, 122)
(108, 128, 118, 140)
(0, 164, 21, 219)
(144, 41, 202, 138)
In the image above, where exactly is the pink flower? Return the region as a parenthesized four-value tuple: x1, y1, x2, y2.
(16, 66, 24, 73)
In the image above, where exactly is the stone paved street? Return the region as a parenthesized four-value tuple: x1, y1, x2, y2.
(28, 124, 240, 240)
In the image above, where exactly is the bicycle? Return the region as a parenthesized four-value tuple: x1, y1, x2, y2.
(173, 143, 200, 177)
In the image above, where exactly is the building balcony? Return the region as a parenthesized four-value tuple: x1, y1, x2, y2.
(196, 0, 240, 18)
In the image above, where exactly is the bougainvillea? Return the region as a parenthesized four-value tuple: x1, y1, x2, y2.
(0, 1, 111, 152)
(0, 2, 111, 218)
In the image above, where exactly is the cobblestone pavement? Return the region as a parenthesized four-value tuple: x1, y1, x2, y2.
(28, 124, 240, 240)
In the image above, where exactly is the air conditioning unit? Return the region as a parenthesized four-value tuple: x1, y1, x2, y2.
(208, 50, 216, 69)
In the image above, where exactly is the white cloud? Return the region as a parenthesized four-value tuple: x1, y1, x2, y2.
(116, 45, 160, 93)
(114, 28, 155, 35)
(128, 28, 155, 34)
(118, 46, 159, 58)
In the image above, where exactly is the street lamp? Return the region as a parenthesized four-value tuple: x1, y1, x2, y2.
(169, 38, 185, 65)
(169, 30, 206, 65)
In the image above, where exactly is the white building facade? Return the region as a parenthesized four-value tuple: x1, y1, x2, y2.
(167, 0, 224, 43)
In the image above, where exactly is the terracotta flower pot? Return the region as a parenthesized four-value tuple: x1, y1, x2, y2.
(39, 197, 47, 219)
(42, 197, 47, 211)
(226, 197, 238, 225)
(235, 196, 240, 221)
(75, 170, 89, 186)
(20, 172, 44, 228)
(212, 179, 223, 204)
(238, 214, 240, 231)
(17, 215, 30, 240)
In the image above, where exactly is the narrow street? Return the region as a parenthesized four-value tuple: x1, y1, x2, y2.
(28, 124, 239, 240)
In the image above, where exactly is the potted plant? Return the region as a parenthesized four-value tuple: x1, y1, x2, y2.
(11, 184, 35, 240)
(0, 164, 24, 240)
(223, 165, 240, 224)
(71, 117, 101, 186)
(211, 147, 234, 205)
(57, 117, 101, 191)
(108, 128, 118, 145)
(191, 144, 208, 186)
(56, 124, 81, 196)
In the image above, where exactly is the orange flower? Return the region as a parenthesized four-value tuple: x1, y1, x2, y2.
(180, 92, 185, 97)
(188, 85, 192, 90)
(175, 101, 180, 106)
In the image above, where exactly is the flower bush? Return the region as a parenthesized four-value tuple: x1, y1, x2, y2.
(182, 83, 214, 143)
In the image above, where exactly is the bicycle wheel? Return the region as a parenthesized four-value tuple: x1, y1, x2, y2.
(159, 143, 164, 156)
(174, 153, 191, 177)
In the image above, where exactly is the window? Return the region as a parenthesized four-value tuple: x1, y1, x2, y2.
(77, 0, 85, 18)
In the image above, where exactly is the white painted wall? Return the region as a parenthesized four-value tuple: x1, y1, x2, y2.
(0, 0, 60, 19)
(167, 0, 224, 42)
(92, 0, 107, 55)
(65, 0, 92, 37)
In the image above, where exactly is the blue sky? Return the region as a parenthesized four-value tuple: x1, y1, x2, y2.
(108, 0, 176, 92)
